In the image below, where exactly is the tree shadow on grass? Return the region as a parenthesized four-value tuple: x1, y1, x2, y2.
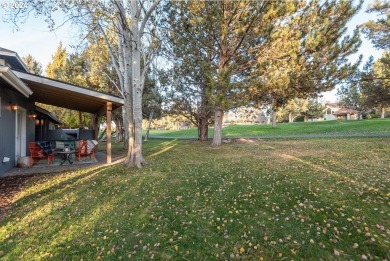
(0, 140, 181, 259)
(0, 162, 172, 260)
(0, 164, 114, 223)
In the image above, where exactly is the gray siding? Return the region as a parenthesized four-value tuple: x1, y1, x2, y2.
(0, 80, 35, 176)
(45, 129, 95, 141)
(79, 130, 94, 140)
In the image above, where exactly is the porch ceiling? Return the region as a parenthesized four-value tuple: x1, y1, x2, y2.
(13, 70, 124, 116)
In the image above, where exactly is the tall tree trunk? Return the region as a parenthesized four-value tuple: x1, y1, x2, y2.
(122, 106, 129, 149)
(112, 1, 135, 161)
(122, 49, 138, 166)
(270, 99, 277, 128)
(104, 0, 158, 166)
(113, 109, 124, 143)
(271, 109, 277, 128)
(381, 107, 385, 118)
(211, 109, 224, 146)
(126, 0, 145, 167)
(122, 29, 136, 166)
(198, 116, 209, 141)
(289, 112, 293, 123)
(115, 119, 124, 143)
(124, 91, 136, 164)
(144, 111, 154, 142)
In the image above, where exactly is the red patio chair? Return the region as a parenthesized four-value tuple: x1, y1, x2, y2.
(29, 142, 54, 167)
(76, 140, 96, 161)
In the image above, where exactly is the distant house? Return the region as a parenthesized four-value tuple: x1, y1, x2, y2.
(0, 47, 123, 176)
(324, 103, 358, 120)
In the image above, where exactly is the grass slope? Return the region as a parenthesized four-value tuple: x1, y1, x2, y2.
(1, 138, 389, 260)
(149, 118, 390, 138)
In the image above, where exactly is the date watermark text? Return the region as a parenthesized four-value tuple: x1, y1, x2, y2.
(1, 1, 28, 9)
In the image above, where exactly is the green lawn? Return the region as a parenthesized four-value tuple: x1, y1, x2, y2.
(148, 118, 390, 138)
(1, 138, 389, 260)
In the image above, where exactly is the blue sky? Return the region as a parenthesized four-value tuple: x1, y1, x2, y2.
(0, 5, 77, 68)
(320, 0, 384, 102)
(0, 0, 384, 102)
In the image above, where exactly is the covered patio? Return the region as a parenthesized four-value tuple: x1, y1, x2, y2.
(13, 70, 124, 165)
(4, 150, 104, 176)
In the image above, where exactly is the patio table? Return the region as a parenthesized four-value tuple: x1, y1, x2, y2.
(57, 150, 76, 165)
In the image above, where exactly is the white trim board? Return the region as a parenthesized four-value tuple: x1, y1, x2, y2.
(0, 67, 32, 97)
(13, 70, 124, 104)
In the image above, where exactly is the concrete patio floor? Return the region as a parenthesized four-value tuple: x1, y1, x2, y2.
(3, 151, 110, 177)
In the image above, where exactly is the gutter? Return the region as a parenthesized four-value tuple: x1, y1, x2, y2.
(0, 66, 33, 97)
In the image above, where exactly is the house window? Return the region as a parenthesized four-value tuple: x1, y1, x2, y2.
(326, 108, 332, 114)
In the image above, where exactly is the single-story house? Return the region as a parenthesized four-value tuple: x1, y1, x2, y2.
(0, 47, 123, 176)
(324, 103, 358, 120)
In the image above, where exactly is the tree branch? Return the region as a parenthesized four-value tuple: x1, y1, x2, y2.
(98, 22, 124, 94)
(139, 0, 160, 36)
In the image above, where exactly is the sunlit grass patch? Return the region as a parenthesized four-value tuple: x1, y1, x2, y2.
(0, 138, 389, 260)
(149, 118, 390, 138)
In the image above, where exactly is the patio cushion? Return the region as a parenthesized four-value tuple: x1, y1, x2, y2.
(36, 141, 53, 155)
(87, 140, 98, 153)
(55, 141, 65, 150)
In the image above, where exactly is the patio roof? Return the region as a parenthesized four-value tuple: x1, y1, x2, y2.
(13, 70, 124, 116)
(11, 69, 123, 164)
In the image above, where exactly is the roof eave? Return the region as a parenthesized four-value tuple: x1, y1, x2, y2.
(0, 66, 33, 97)
(13, 70, 124, 105)
(0, 50, 30, 72)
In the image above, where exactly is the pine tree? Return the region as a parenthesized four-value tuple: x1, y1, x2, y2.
(361, 0, 390, 50)
(361, 52, 390, 118)
(250, 0, 362, 128)
(305, 99, 326, 121)
(46, 42, 67, 79)
(337, 70, 365, 113)
(83, 37, 116, 94)
(22, 54, 43, 75)
(163, 0, 361, 141)
(43, 42, 108, 128)
(160, 1, 217, 141)
(163, 1, 296, 144)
